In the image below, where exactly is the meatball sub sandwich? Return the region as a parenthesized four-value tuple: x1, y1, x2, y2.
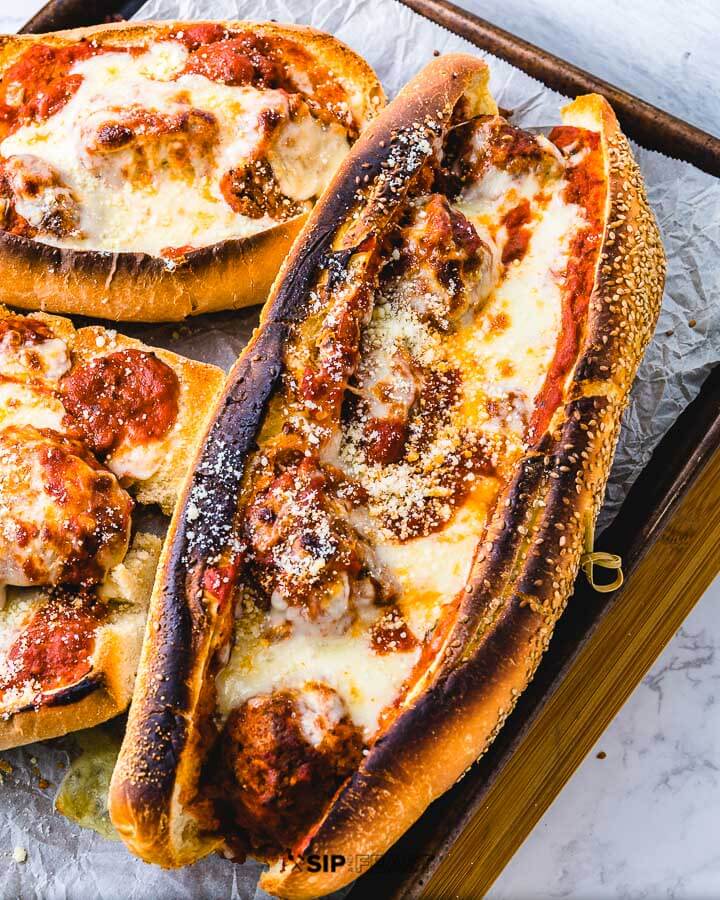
(0, 307, 224, 749)
(0, 21, 383, 320)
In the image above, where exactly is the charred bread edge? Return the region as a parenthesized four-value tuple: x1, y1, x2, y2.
(0, 676, 114, 751)
(109, 61, 664, 894)
(0, 20, 385, 322)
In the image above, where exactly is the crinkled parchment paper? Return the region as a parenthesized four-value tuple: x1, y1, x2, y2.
(2, 0, 719, 896)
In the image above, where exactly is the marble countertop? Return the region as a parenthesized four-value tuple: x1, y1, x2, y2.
(2, 1, 719, 897)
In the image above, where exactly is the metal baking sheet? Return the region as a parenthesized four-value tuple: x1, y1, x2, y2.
(11, 1, 720, 897)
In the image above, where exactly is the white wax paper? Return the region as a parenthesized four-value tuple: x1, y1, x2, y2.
(2, 0, 719, 896)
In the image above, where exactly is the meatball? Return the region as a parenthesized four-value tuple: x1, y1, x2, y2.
(59, 348, 180, 483)
(354, 347, 422, 465)
(81, 106, 219, 189)
(1, 154, 81, 238)
(217, 684, 363, 855)
(0, 425, 132, 603)
(391, 193, 497, 325)
(458, 115, 564, 186)
(244, 457, 394, 631)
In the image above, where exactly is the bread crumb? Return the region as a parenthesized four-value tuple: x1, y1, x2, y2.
(13, 847, 27, 863)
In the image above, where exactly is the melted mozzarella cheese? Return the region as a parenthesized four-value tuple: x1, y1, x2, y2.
(219, 128, 594, 741)
(1, 45, 350, 255)
(368, 177, 583, 636)
(0, 426, 132, 593)
(136, 40, 188, 81)
(458, 188, 584, 419)
(31, 337, 72, 380)
(296, 685, 345, 747)
(0, 381, 66, 431)
(0, 334, 71, 381)
(0, 587, 37, 641)
(267, 112, 349, 202)
(216, 629, 419, 738)
(107, 438, 166, 482)
(374, 483, 497, 638)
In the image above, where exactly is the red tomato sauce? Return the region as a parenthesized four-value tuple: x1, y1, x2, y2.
(176, 23, 228, 50)
(174, 26, 351, 130)
(0, 43, 108, 137)
(370, 608, 418, 655)
(300, 282, 375, 421)
(203, 555, 243, 607)
(159, 244, 197, 260)
(501, 197, 533, 265)
(528, 127, 606, 442)
(0, 314, 53, 345)
(365, 418, 408, 465)
(0, 595, 106, 700)
(182, 35, 281, 87)
(60, 348, 180, 457)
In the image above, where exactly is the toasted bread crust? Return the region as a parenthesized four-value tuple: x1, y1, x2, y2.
(109, 57, 665, 897)
(0, 678, 113, 751)
(0, 20, 384, 322)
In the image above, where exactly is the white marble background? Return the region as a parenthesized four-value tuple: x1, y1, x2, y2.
(1, 1, 719, 897)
